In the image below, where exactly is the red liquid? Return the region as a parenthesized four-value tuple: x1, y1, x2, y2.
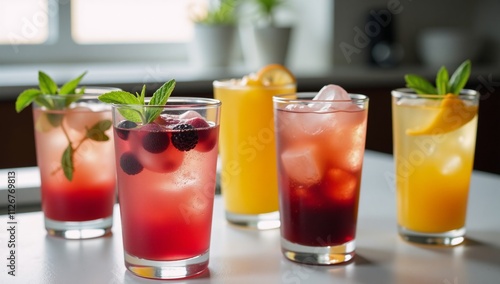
(42, 183, 115, 221)
(114, 123, 219, 260)
(275, 106, 367, 247)
(278, 173, 360, 246)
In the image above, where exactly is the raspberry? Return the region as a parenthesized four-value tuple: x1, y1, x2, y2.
(172, 124, 198, 151)
(140, 124, 170, 153)
(120, 152, 143, 175)
(187, 117, 217, 152)
(115, 120, 137, 140)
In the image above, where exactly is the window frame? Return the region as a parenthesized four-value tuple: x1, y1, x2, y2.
(0, 0, 189, 65)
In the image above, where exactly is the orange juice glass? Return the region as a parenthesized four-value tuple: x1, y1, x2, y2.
(213, 67, 296, 229)
(392, 88, 479, 246)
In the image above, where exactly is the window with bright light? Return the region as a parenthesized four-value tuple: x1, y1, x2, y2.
(71, 0, 200, 44)
(0, 0, 50, 45)
(0, 0, 207, 64)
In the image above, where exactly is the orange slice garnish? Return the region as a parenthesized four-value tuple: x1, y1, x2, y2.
(253, 64, 296, 86)
(406, 94, 478, 136)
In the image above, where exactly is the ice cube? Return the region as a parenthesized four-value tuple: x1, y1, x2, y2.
(324, 168, 358, 202)
(314, 84, 350, 101)
(441, 155, 462, 175)
(281, 145, 323, 186)
(179, 110, 203, 120)
(64, 107, 109, 133)
(312, 85, 356, 112)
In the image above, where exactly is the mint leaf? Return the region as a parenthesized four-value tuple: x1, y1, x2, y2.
(145, 80, 176, 124)
(404, 74, 437, 94)
(15, 89, 41, 113)
(61, 145, 74, 181)
(436, 66, 449, 95)
(59, 72, 87, 95)
(46, 113, 64, 127)
(98, 91, 141, 105)
(449, 60, 471, 95)
(86, 120, 112, 141)
(38, 71, 58, 95)
(138, 85, 146, 105)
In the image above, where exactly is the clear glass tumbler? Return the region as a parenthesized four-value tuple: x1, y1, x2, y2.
(273, 93, 369, 264)
(112, 97, 220, 279)
(392, 88, 480, 246)
(214, 79, 296, 229)
(32, 88, 118, 239)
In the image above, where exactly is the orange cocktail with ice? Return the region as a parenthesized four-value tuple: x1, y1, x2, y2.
(214, 64, 296, 229)
(392, 60, 479, 245)
(274, 85, 368, 265)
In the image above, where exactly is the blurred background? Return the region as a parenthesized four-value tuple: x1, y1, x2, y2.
(1, 0, 499, 174)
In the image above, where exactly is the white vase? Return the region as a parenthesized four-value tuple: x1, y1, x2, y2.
(190, 24, 236, 69)
(240, 26, 292, 69)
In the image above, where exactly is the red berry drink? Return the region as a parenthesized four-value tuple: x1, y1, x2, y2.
(32, 92, 117, 239)
(274, 88, 368, 265)
(112, 98, 220, 279)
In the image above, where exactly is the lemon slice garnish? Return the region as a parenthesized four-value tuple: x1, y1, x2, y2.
(406, 94, 478, 136)
(254, 64, 296, 86)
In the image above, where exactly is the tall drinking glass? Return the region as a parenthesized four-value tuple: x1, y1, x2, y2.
(391, 88, 479, 246)
(214, 79, 296, 229)
(273, 93, 369, 264)
(112, 98, 220, 279)
(33, 88, 118, 239)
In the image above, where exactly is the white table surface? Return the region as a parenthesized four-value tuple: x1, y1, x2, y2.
(1, 150, 499, 284)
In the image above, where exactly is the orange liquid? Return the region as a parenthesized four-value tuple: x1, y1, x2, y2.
(392, 98, 478, 233)
(214, 82, 296, 214)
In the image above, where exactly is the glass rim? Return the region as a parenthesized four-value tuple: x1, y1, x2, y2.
(213, 79, 296, 89)
(273, 92, 368, 104)
(36, 87, 122, 98)
(391, 88, 479, 100)
(112, 97, 221, 109)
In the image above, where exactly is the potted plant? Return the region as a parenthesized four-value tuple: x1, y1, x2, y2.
(240, 0, 292, 68)
(190, 0, 240, 68)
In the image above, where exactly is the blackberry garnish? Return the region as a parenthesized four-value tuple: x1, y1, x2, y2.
(115, 120, 138, 140)
(171, 124, 198, 151)
(120, 152, 143, 175)
(141, 125, 170, 153)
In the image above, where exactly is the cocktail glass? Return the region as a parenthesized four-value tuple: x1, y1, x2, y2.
(273, 92, 369, 265)
(391, 88, 479, 246)
(32, 88, 118, 239)
(112, 98, 220, 279)
(213, 77, 296, 229)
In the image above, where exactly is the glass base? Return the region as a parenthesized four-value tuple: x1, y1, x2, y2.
(281, 237, 355, 265)
(398, 225, 465, 246)
(124, 250, 209, 280)
(225, 210, 280, 230)
(45, 216, 113, 239)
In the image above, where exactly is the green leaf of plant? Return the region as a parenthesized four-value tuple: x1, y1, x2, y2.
(15, 89, 41, 113)
(46, 113, 64, 127)
(64, 94, 84, 107)
(448, 60, 471, 95)
(436, 66, 449, 95)
(86, 120, 112, 141)
(145, 80, 176, 124)
(59, 72, 87, 95)
(98, 91, 141, 105)
(139, 85, 146, 105)
(404, 74, 437, 94)
(34, 96, 54, 109)
(38, 71, 58, 95)
(61, 145, 74, 181)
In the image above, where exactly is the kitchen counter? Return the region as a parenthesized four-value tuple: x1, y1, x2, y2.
(1, 150, 499, 283)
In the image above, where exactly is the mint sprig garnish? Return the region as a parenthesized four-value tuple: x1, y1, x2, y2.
(98, 79, 176, 124)
(15, 71, 112, 181)
(404, 59, 471, 95)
